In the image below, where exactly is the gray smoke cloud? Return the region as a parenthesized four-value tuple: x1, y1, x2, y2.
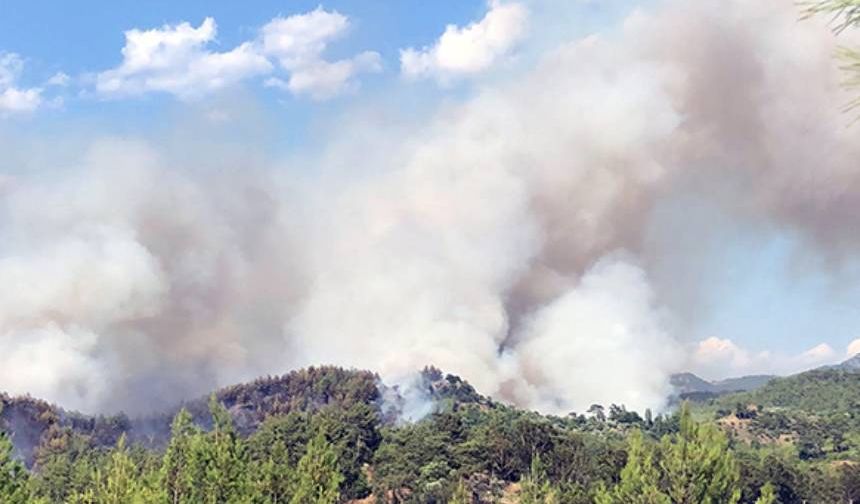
(0, 0, 858, 415)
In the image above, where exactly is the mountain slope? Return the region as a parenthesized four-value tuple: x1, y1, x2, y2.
(713, 354, 860, 414)
(670, 372, 718, 394)
(2, 366, 382, 465)
(821, 353, 860, 372)
(695, 358, 860, 461)
(670, 372, 775, 400)
(711, 375, 775, 393)
(715, 368, 860, 414)
(0, 365, 488, 466)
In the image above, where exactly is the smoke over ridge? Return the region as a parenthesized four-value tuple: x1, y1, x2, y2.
(1, 0, 859, 415)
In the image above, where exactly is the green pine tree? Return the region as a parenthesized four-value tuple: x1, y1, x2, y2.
(593, 430, 668, 504)
(519, 454, 558, 504)
(30, 428, 97, 502)
(659, 404, 741, 504)
(0, 432, 30, 504)
(198, 395, 252, 503)
(100, 434, 137, 502)
(254, 438, 294, 504)
(754, 482, 777, 504)
(289, 431, 344, 504)
(161, 408, 201, 504)
(448, 479, 471, 504)
(87, 434, 158, 504)
(596, 403, 743, 504)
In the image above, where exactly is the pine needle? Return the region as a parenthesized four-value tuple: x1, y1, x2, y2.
(800, 0, 860, 33)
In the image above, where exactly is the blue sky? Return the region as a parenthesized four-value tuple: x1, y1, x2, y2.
(0, 1, 461, 136)
(0, 0, 480, 81)
(697, 231, 860, 374)
(0, 1, 629, 112)
(0, 0, 638, 171)
(0, 1, 497, 116)
(0, 0, 859, 407)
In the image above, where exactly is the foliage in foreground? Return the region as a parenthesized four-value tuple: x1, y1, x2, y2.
(595, 405, 743, 504)
(5, 392, 860, 503)
(804, 0, 860, 110)
(4, 363, 860, 503)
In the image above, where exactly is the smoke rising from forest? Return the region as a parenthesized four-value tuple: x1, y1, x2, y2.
(1, 0, 859, 415)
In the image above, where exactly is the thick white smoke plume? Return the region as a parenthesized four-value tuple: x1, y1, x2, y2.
(1, 0, 859, 415)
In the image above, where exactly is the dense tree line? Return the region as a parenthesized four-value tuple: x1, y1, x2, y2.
(5, 365, 860, 502)
(3, 397, 350, 504)
(5, 391, 860, 503)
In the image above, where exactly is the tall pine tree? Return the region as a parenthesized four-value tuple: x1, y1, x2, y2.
(519, 454, 558, 504)
(659, 404, 741, 503)
(161, 408, 200, 504)
(596, 403, 743, 504)
(201, 396, 251, 503)
(253, 438, 294, 504)
(290, 432, 343, 504)
(0, 432, 30, 503)
(594, 430, 668, 504)
(85, 434, 159, 504)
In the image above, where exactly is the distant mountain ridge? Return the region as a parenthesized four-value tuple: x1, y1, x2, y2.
(701, 354, 860, 435)
(669, 352, 860, 399)
(819, 353, 860, 372)
(670, 372, 775, 398)
(675, 353, 860, 407)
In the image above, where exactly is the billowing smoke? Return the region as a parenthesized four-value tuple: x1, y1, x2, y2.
(1, 0, 858, 415)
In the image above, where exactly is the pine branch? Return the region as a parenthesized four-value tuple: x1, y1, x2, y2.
(801, 0, 860, 33)
(837, 46, 860, 111)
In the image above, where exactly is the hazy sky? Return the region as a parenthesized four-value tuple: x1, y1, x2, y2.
(1, 0, 860, 413)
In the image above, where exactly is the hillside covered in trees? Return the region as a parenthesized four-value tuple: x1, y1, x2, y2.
(693, 365, 860, 465)
(2, 364, 860, 503)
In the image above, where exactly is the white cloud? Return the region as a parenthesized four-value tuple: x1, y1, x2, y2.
(0, 52, 43, 114)
(264, 52, 381, 100)
(46, 71, 70, 87)
(0, 52, 22, 88)
(802, 342, 836, 362)
(94, 10, 381, 101)
(692, 337, 839, 378)
(260, 7, 348, 68)
(400, 0, 528, 83)
(847, 338, 860, 357)
(96, 18, 272, 99)
(0, 87, 42, 113)
(693, 337, 754, 370)
(260, 8, 382, 100)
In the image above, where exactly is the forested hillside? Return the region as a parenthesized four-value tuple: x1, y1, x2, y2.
(1, 367, 382, 466)
(714, 368, 860, 415)
(690, 367, 860, 468)
(669, 373, 774, 402)
(2, 365, 860, 503)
